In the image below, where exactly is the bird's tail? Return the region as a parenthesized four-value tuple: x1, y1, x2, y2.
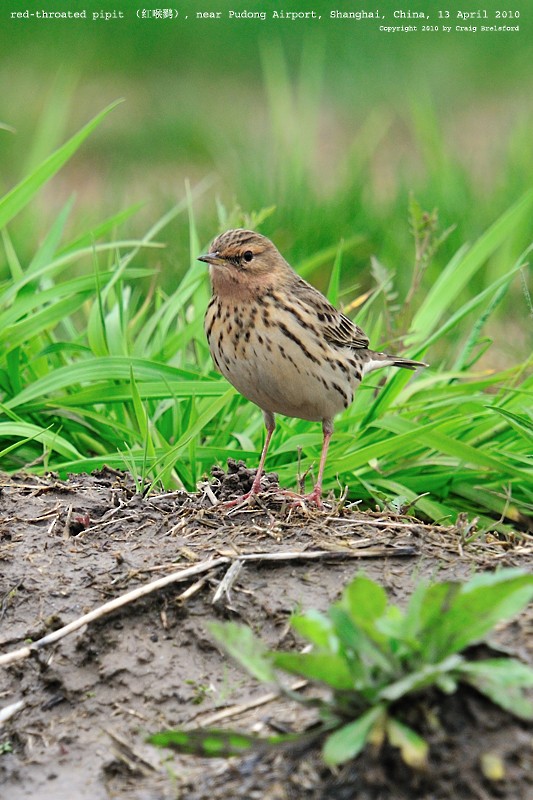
(363, 351, 428, 375)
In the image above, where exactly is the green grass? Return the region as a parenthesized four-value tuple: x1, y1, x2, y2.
(0, 104, 532, 533)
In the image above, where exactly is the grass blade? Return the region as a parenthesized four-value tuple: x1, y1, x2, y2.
(0, 100, 124, 229)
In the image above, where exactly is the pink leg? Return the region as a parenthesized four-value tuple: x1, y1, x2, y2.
(305, 424, 333, 508)
(249, 417, 275, 494)
(279, 419, 333, 509)
(220, 412, 275, 506)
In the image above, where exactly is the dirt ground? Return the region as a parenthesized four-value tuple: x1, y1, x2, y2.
(0, 464, 532, 800)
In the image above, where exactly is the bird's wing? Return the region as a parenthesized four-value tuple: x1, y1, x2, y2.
(293, 276, 370, 349)
(322, 312, 370, 350)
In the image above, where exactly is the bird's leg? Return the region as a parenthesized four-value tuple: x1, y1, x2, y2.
(249, 411, 276, 494)
(218, 412, 276, 507)
(279, 419, 333, 509)
(304, 420, 333, 507)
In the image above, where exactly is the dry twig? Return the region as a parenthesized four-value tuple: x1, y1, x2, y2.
(0, 557, 229, 667)
(192, 679, 308, 728)
(0, 545, 415, 667)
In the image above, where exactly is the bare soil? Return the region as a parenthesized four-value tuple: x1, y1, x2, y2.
(0, 465, 532, 800)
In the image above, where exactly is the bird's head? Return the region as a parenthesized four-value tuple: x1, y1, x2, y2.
(198, 229, 290, 298)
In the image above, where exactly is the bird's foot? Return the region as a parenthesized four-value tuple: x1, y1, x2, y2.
(277, 486, 324, 510)
(215, 473, 266, 509)
(216, 489, 259, 509)
(213, 473, 325, 511)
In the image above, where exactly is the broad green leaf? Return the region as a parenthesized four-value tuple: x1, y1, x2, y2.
(322, 705, 385, 765)
(458, 659, 533, 721)
(341, 575, 388, 625)
(209, 622, 276, 684)
(379, 655, 462, 701)
(291, 610, 338, 651)
(271, 651, 354, 690)
(420, 570, 533, 661)
(374, 605, 414, 649)
(23, 71, 77, 173)
(328, 606, 396, 677)
(402, 581, 460, 646)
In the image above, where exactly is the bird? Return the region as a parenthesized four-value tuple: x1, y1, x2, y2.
(198, 229, 427, 507)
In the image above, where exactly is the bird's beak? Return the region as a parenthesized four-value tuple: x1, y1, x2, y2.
(197, 252, 224, 266)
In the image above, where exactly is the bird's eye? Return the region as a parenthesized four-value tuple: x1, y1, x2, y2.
(243, 250, 254, 262)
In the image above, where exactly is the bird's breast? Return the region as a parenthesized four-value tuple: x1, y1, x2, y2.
(205, 294, 363, 422)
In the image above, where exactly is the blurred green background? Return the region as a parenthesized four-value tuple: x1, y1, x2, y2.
(1, 0, 532, 353)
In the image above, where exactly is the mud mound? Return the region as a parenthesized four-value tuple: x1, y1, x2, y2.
(0, 468, 531, 799)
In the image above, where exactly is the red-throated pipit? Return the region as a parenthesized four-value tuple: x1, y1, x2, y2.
(199, 229, 427, 507)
